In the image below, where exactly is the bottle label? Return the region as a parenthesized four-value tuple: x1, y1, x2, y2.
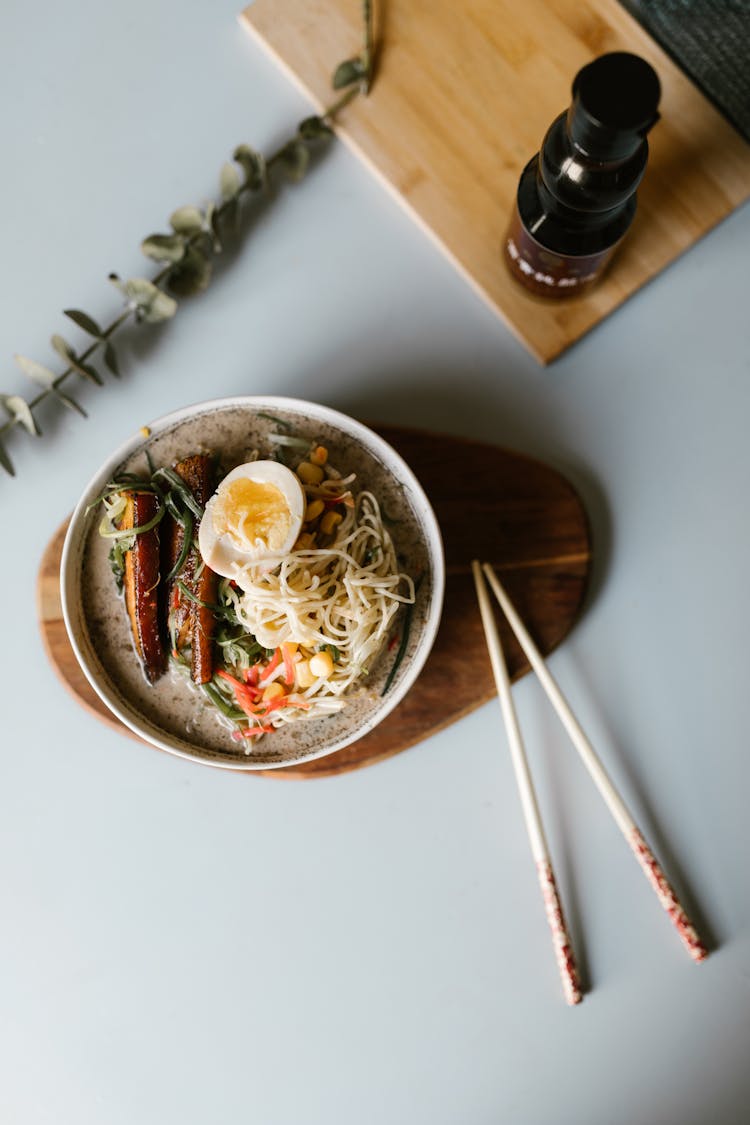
(504, 205, 616, 298)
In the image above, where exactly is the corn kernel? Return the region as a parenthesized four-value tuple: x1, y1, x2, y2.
(295, 659, 315, 689)
(263, 682, 286, 701)
(320, 510, 343, 536)
(304, 499, 325, 523)
(297, 461, 325, 485)
(294, 532, 316, 551)
(310, 445, 328, 465)
(309, 650, 334, 679)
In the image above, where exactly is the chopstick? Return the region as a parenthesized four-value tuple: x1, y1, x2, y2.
(481, 562, 708, 964)
(472, 561, 583, 1005)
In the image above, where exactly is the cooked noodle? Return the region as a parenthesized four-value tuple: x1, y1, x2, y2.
(226, 490, 415, 724)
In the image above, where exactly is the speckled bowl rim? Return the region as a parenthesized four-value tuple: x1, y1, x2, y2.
(60, 396, 445, 771)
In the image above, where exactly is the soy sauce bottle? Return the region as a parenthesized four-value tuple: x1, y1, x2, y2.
(504, 52, 661, 298)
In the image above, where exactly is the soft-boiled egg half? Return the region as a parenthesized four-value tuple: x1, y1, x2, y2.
(198, 460, 305, 582)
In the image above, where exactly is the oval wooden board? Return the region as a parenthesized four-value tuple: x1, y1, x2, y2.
(38, 425, 592, 778)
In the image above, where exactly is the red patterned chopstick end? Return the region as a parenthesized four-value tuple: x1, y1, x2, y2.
(629, 829, 708, 963)
(536, 860, 583, 1005)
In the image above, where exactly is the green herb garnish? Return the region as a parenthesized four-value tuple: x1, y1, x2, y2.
(257, 413, 292, 432)
(108, 539, 133, 593)
(381, 574, 423, 696)
(202, 680, 247, 723)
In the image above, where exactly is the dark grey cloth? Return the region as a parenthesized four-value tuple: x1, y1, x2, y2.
(622, 0, 750, 141)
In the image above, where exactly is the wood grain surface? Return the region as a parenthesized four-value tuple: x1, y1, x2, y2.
(241, 0, 750, 363)
(38, 426, 592, 777)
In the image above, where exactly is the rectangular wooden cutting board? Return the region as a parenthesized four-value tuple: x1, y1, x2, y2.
(241, 0, 750, 363)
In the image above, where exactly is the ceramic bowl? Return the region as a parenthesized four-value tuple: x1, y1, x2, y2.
(60, 396, 444, 770)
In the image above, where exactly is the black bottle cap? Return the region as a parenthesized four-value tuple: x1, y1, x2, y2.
(568, 52, 661, 160)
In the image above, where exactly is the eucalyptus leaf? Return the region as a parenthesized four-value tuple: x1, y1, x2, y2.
(278, 140, 310, 182)
(73, 360, 103, 385)
(209, 204, 223, 253)
(50, 334, 75, 362)
(1, 394, 40, 436)
(49, 336, 102, 384)
(54, 388, 87, 417)
(0, 436, 14, 476)
(64, 309, 103, 338)
(141, 233, 186, 264)
(167, 246, 212, 297)
(220, 162, 241, 202)
(170, 206, 204, 234)
(204, 201, 221, 252)
(332, 57, 366, 89)
(145, 289, 178, 323)
(123, 278, 158, 303)
(14, 354, 57, 386)
(103, 341, 120, 377)
(124, 279, 177, 324)
(233, 144, 267, 190)
(298, 116, 333, 141)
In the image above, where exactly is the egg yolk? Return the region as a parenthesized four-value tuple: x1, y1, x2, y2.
(211, 478, 291, 553)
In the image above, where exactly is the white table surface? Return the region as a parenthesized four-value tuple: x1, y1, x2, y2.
(2, 3, 749, 1123)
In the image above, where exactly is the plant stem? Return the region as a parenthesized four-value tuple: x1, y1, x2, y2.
(2, 307, 134, 431)
(362, 0, 374, 94)
(0, 23, 370, 453)
(321, 86, 361, 123)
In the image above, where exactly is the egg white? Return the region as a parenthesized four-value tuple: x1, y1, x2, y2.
(198, 460, 305, 582)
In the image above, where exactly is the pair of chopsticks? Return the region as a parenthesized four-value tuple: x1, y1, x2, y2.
(472, 561, 707, 1006)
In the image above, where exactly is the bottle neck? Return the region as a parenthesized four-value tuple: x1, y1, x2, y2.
(537, 113, 650, 217)
(566, 99, 656, 162)
(516, 156, 637, 257)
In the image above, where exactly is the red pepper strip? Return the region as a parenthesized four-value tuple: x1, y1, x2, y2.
(253, 696, 285, 718)
(231, 724, 274, 740)
(237, 695, 258, 718)
(251, 695, 311, 720)
(267, 696, 311, 715)
(222, 666, 261, 698)
(259, 648, 282, 685)
(240, 692, 294, 718)
(245, 664, 260, 687)
(217, 668, 245, 691)
(281, 644, 295, 686)
(217, 669, 262, 716)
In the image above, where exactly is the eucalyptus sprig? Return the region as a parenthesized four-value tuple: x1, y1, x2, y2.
(0, 2, 374, 478)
